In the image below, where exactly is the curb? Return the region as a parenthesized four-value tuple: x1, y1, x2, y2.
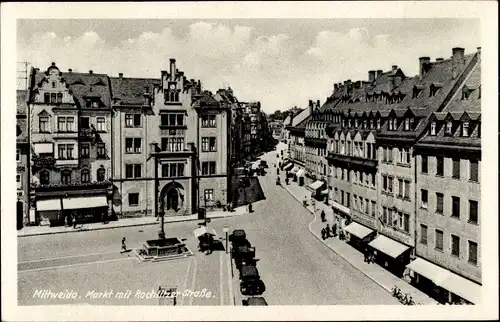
(18, 211, 247, 238)
(282, 184, 394, 295)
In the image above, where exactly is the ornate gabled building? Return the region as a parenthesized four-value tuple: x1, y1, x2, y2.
(17, 90, 29, 229)
(28, 63, 113, 226)
(410, 48, 481, 305)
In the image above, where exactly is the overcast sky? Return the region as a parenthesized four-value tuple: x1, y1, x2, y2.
(17, 19, 480, 113)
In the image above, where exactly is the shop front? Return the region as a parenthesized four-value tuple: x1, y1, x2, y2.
(368, 234, 411, 278)
(331, 201, 350, 231)
(62, 195, 109, 225)
(290, 166, 299, 181)
(282, 162, 293, 172)
(36, 198, 63, 226)
(406, 257, 481, 305)
(307, 180, 324, 199)
(343, 221, 376, 252)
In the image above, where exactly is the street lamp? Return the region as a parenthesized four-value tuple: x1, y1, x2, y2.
(223, 223, 230, 254)
(148, 142, 165, 240)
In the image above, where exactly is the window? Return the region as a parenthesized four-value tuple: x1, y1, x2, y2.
(57, 144, 74, 159)
(125, 164, 141, 178)
(40, 170, 50, 185)
(97, 168, 106, 182)
(341, 191, 345, 205)
(421, 189, 428, 209)
(421, 155, 428, 173)
(80, 144, 90, 158)
(452, 158, 460, 179)
(128, 193, 139, 206)
(161, 164, 169, 177)
(125, 114, 135, 127)
(404, 118, 410, 130)
(96, 117, 106, 131)
(57, 93, 63, 103)
(436, 156, 444, 176)
(353, 195, 358, 210)
(61, 170, 71, 185)
(403, 213, 410, 232)
(125, 138, 134, 153)
(365, 198, 369, 214)
(371, 201, 376, 217)
(80, 169, 90, 183)
(376, 118, 381, 129)
(383, 175, 387, 191)
(462, 122, 469, 136)
(51, 82, 56, 88)
(359, 198, 364, 213)
(134, 138, 141, 153)
(16, 174, 21, 189)
(404, 180, 410, 199)
(204, 189, 214, 202)
(80, 117, 90, 129)
(451, 235, 460, 257)
(452, 196, 460, 219)
(400, 148, 410, 164)
(469, 200, 478, 224)
(388, 176, 393, 193)
(430, 122, 436, 135)
(468, 241, 478, 265)
(39, 116, 49, 132)
(97, 143, 106, 158)
(398, 179, 403, 198)
(178, 163, 184, 177)
(165, 90, 180, 102)
(420, 224, 428, 245)
(44, 93, 50, 103)
(16, 149, 20, 162)
(435, 229, 444, 251)
(51, 93, 57, 103)
(445, 121, 452, 135)
(202, 137, 217, 152)
(202, 114, 216, 127)
(436, 193, 444, 214)
(382, 207, 387, 224)
(469, 159, 478, 182)
(209, 161, 216, 175)
(134, 164, 142, 178)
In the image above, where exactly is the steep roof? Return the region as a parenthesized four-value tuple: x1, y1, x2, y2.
(110, 77, 160, 106)
(442, 59, 481, 114)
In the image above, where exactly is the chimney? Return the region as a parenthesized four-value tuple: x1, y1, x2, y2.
(476, 47, 481, 60)
(68, 69, 72, 73)
(89, 70, 93, 74)
(309, 100, 313, 108)
(334, 83, 338, 91)
(376, 70, 383, 79)
(169, 58, 176, 76)
(118, 73, 123, 78)
(354, 81, 361, 88)
(419, 56, 431, 77)
(316, 100, 320, 108)
(436, 58, 444, 62)
(452, 47, 465, 79)
(51, 62, 56, 66)
(392, 65, 398, 74)
(344, 80, 351, 95)
(368, 70, 376, 82)
(308, 100, 313, 115)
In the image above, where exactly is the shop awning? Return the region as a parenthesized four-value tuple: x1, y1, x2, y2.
(193, 226, 217, 239)
(344, 222, 374, 239)
(369, 235, 409, 258)
(308, 180, 324, 190)
(320, 189, 329, 195)
(283, 163, 294, 171)
(296, 169, 306, 177)
(34, 142, 53, 154)
(290, 167, 299, 174)
(406, 257, 451, 286)
(62, 196, 108, 210)
(331, 201, 350, 215)
(36, 199, 61, 211)
(440, 271, 482, 304)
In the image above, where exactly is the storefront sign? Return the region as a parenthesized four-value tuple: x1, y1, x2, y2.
(351, 211, 376, 229)
(379, 226, 413, 246)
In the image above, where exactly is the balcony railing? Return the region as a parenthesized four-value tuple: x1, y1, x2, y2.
(31, 179, 112, 191)
(326, 152, 377, 170)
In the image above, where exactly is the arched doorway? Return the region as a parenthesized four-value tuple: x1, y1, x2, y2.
(160, 181, 185, 216)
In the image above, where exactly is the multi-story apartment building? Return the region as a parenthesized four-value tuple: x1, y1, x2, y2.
(111, 59, 231, 217)
(215, 87, 242, 167)
(28, 63, 113, 226)
(410, 48, 481, 305)
(16, 90, 30, 229)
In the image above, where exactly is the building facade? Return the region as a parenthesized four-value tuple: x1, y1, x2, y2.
(16, 90, 30, 229)
(28, 63, 113, 226)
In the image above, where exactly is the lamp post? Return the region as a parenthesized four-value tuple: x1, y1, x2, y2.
(223, 224, 230, 254)
(148, 142, 165, 240)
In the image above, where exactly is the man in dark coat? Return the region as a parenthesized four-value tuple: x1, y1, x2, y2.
(325, 224, 331, 238)
(320, 210, 326, 222)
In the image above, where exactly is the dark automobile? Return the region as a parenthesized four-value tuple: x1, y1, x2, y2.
(239, 264, 259, 281)
(242, 297, 268, 306)
(239, 264, 265, 295)
(232, 245, 255, 260)
(229, 229, 247, 245)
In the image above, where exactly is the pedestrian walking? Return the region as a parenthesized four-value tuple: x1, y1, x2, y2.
(72, 215, 77, 229)
(332, 223, 337, 237)
(121, 237, 127, 253)
(364, 247, 369, 263)
(325, 224, 331, 238)
(321, 228, 326, 240)
(303, 196, 308, 207)
(320, 210, 326, 222)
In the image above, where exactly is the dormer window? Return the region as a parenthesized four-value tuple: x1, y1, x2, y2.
(393, 118, 398, 130)
(404, 118, 410, 131)
(342, 119, 346, 128)
(52, 82, 56, 88)
(377, 119, 381, 130)
(370, 119, 374, 129)
(86, 100, 91, 108)
(363, 120, 367, 129)
(445, 121, 453, 135)
(389, 119, 393, 131)
(93, 101, 99, 108)
(462, 122, 469, 137)
(144, 86, 150, 94)
(462, 89, 470, 100)
(348, 119, 352, 128)
(354, 119, 358, 128)
(430, 122, 436, 135)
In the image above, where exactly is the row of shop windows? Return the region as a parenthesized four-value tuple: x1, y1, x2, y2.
(421, 155, 479, 182)
(38, 168, 106, 185)
(419, 225, 478, 265)
(38, 116, 107, 133)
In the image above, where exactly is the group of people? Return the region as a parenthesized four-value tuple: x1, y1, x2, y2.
(320, 211, 346, 241)
(363, 247, 375, 264)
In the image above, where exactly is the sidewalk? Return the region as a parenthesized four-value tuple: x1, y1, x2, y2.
(280, 177, 438, 305)
(18, 206, 247, 238)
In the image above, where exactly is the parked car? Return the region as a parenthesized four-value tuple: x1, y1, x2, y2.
(239, 265, 265, 296)
(259, 160, 268, 168)
(242, 297, 268, 306)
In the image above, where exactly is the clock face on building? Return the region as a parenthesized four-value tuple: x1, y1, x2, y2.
(169, 84, 176, 90)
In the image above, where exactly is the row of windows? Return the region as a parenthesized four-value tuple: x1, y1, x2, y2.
(56, 143, 106, 159)
(429, 120, 478, 138)
(161, 163, 185, 178)
(201, 137, 217, 152)
(382, 207, 410, 233)
(161, 137, 185, 152)
(381, 174, 411, 200)
(201, 115, 216, 128)
(342, 118, 381, 130)
(160, 113, 184, 127)
(353, 195, 377, 218)
(124, 113, 217, 128)
(420, 190, 479, 224)
(332, 140, 377, 160)
(125, 138, 142, 153)
(38, 116, 106, 133)
(420, 226, 478, 265)
(381, 147, 410, 165)
(421, 155, 479, 182)
(43, 92, 63, 104)
(38, 168, 106, 185)
(332, 166, 376, 188)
